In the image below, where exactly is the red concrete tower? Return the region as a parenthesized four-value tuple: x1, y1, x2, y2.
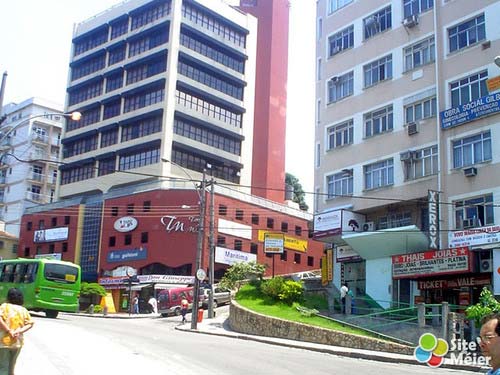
(239, 0, 289, 202)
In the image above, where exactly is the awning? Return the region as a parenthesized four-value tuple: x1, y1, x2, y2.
(342, 225, 429, 260)
(129, 283, 152, 291)
(154, 283, 189, 290)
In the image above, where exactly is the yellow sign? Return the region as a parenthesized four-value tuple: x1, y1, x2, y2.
(326, 249, 333, 281)
(487, 76, 500, 93)
(258, 230, 308, 252)
(100, 293, 116, 313)
(321, 256, 328, 286)
(264, 233, 284, 254)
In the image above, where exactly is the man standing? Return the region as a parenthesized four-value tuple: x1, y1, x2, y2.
(340, 283, 348, 314)
(133, 295, 139, 314)
(478, 313, 500, 374)
(180, 295, 189, 324)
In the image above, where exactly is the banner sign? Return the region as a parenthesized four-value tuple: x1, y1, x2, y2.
(336, 245, 361, 262)
(448, 225, 500, 248)
(321, 255, 328, 286)
(99, 274, 195, 286)
(35, 253, 62, 260)
(264, 233, 284, 254)
(392, 247, 471, 279)
(440, 92, 500, 129)
(258, 230, 307, 252)
(428, 190, 439, 249)
(218, 218, 252, 240)
(326, 249, 333, 281)
(107, 248, 148, 263)
(215, 247, 257, 265)
(313, 209, 365, 239)
(34, 227, 69, 243)
(417, 274, 491, 290)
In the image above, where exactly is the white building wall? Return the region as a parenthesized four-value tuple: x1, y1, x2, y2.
(365, 257, 392, 309)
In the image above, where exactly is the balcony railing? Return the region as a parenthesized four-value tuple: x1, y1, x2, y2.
(30, 173, 44, 182)
(31, 132, 49, 144)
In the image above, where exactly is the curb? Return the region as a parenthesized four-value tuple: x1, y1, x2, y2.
(63, 312, 160, 319)
(175, 323, 484, 373)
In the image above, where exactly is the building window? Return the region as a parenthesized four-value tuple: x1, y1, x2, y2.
(109, 237, 116, 247)
(327, 171, 353, 198)
(24, 247, 30, 257)
(123, 86, 165, 113)
(128, 29, 169, 58)
(452, 131, 491, 168)
(12, 244, 18, 254)
(307, 256, 314, 267)
(234, 240, 242, 251)
(122, 116, 162, 143)
(130, 1, 171, 30)
(364, 105, 393, 137)
(51, 217, 57, 227)
(364, 55, 392, 88)
(267, 218, 274, 229)
(379, 212, 412, 229)
(294, 253, 301, 264)
(108, 45, 126, 66)
(143, 201, 151, 212)
(100, 128, 119, 148)
(404, 145, 438, 180)
(450, 71, 488, 108)
(281, 222, 288, 233)
(119, 145, 160, 171)
(62, 243, 68, 253)
(454, 194, 493, 229)
(39, 220, 45, 230)
(403, 0, 433, 18)
(328, 71, 353, 103)
(295, 226, 302, 236)
(110, 18, 128, 39)
(404, 97, 436, 124)
(141, 232, 149, 243)
(217, 236, 226, 247)
(328, 25, 354, 57)
(251, 214, 259, 225)
(27, 222, 32, 231)
(49, 244, 55, 252)
(448, 14, 485, 53)
(127, 56, 167, 85)
(124, 234, 132, 245)
(127, 204, 134, 215)
(64, 216, 70, 225)
(327, 119, 353, 150)
(250, 243, 258, 254)
(111, 207, 119, 216)
(327, 0, 353, 14)
(404, 36, 435, 71)
(98, 158, 116, 177)
(235, 209, 244, 221)
(364, 6, 392, 40)
(105, 73, 123, 93)
(219, 205, 227, 216)
(364, 159, 394, 190)
(281, 251, 288, 261)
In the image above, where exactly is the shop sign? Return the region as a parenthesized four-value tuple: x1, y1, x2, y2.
(160, 215, 199, 233)
(34, 227, 69, 243)
(215, 247, 257, 266)
(258, 230, 307, 252)
(392, 247, 471, 279)
(448, 225, 500, 248)
(417, 275, 491, 290)
(440, 92, 500, 129)
(326, 249, 333, 282)
(35, 253, 62, 260)
(218, 218, 252, 240)
(336, 245, 361, 262)
(313, 209, 365, 239)
(428, 190, 439, 249)
(107, 247, 147, 263)
(98, 274, 195, 286)
(264, 233, 284, 254)
(114, 216, 138, 232)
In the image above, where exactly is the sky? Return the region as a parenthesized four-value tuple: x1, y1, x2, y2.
(0, 0, 316, 209)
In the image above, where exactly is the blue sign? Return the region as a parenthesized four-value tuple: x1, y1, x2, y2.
(107, 248, 147, 263)
(440, 92, 500, 129)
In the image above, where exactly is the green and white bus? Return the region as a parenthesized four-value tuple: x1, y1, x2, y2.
(0, 258, 81, 318)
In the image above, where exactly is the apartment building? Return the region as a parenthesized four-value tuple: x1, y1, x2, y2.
(314, 0, 500, 308)
(0, 98, 63, 236)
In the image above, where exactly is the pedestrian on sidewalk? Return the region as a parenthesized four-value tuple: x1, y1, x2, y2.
(0, 288, 35, 375)
(133, 295, 139, 314)
(478, 313, 500, 375)
(148, 295, 158, 314)
(180, 295, 189, 324)
(340, 283, 348, 314)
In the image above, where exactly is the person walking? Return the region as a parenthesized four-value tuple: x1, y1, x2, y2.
(478, 313, 500, 374)
(0, 288, 35, 375)
(148, 295, 158, 314)
(180, 295, 189, 324)
(133, 295, 139, 314)
(340, 283, 348, 314)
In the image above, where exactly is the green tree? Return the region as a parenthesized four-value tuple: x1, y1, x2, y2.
(80, 282, 107, 297)
(466, 287, 500, 326)
(285, 173, 308, 211)
(219, 261, 266, 292)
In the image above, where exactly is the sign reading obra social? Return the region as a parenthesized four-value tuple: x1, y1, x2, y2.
(448, 224, 500, 248)
(440, 92, 500, 129)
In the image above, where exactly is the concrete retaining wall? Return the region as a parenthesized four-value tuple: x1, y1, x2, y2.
(229, 302, 413, 355)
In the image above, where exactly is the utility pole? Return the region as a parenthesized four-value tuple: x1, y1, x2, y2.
(191, 169, 206, 330)
(208, 176, 215, 318)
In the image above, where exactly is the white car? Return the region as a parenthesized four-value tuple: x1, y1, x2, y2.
(201, 286, 232, 309)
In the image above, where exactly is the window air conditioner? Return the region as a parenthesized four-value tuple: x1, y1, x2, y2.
(407, 122, 418, 135)
(362, 221, 374, 231)
(403, 14, 419, 28)
(462, 218, 475, 229)
(480, 258, 493, 273)
(463, 167, 477, 177)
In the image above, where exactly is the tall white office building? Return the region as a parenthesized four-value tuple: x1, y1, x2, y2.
(314, 0, 500, 307)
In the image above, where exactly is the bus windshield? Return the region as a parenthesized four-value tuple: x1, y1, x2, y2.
(44, 263, 79, 283)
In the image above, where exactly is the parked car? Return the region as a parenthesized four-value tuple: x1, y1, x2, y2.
(157, 287, 197, 317)
(200, 286, 232, 309)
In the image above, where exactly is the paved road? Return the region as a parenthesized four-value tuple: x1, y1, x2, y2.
(16, 312, 477, 375)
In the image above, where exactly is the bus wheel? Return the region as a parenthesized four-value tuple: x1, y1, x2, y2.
(46, 310, 59, 319)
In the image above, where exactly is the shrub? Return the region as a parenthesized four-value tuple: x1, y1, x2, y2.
(466, 287, 500, 326)
(93, 305, 103, 314)
(279, 280, 303, 305)
(80, 282, 107, 297)
(261, 277, 285, 300)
